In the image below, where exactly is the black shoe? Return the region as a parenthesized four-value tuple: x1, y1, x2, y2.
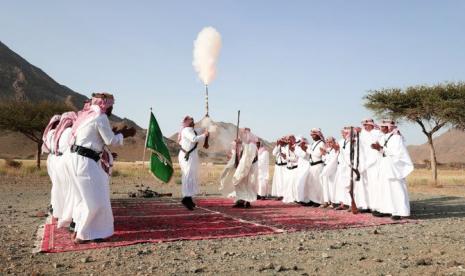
(181, 197, 194, 211)
(92, 238, 107, 243)
(312, 202, 321, 207)
(188, 197, 196, 208)
(233, 200, 245, 208)
(391, 215, 401, 221)
(69, 221, 76, 232)
(359, 209, 371, 213)
(372, 211, 383, 217)
(257, 195, 262, 200)
(245, 202, 251, 208)
(303, 201, 314, 207)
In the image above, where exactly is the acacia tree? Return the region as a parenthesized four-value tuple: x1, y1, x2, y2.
(0, 100, 72, 168)
(364, 82, 465, 186)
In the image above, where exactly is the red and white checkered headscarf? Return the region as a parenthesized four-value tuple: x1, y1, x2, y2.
(380, 119, 402, 135)
(361, 118, 380, 129)
(178, 116, 194, 142)
(53, 111, 77, 153)
(41, 115, 62, 153)
(310, 128, 325, 141)
(70, 93, 115, 144)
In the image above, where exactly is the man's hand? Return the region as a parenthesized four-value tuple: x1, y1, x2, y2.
(280, 153, 287, 159)
(111, 152, 118, 159)
(371, 142, 382, 151)
(320, 147, 327, 156)
(334, 143, 340, 152)
(203, 129, 209, 136)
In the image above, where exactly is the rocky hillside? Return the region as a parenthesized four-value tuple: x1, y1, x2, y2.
(0, 41, 175, 161)
(408, 129, 465, 164)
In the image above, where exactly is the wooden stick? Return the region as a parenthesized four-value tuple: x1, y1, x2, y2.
(142, 107, 152, 167)
(234, 110, 241, 167)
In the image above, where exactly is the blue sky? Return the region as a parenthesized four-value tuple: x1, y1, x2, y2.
(1, 1, 465, 144)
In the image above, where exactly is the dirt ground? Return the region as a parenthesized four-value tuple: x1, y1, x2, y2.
(1, 171, 465, 276)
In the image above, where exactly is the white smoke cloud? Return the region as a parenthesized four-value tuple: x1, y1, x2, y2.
(192, 27, 222, 85)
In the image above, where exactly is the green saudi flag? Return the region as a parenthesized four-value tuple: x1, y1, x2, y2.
(145, 111, 173, 183)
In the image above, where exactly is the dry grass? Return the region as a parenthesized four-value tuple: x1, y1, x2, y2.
(0, 159, 48, 177)
(408, 168, 465, 197)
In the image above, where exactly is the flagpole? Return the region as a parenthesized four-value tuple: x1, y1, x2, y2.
(142, 107, 152, 167)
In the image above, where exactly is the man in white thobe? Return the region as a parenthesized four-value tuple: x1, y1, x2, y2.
(178, 116, 208, 210)
(371, 120, 413, 220)
(49, 112, 78, 221)
(334, 127, 353, 210)
(70, 93, 135, 243)
(282, 136, 300, 203)
(295, 129, 325, 206)
(271, 138, 287, 199)
(220, 128, 259, 208)
(358, 118, 383, 212)
(43, 115, 61, 216)
(51, 111, 78, 229)
(256, 141, 270, 199)
(294, 137, 310, 205)
(320, 137, 339, 208)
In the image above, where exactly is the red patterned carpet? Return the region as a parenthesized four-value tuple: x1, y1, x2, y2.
(39, 198, 408, 253)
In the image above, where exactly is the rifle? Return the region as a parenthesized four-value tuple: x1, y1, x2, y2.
(234, 110, 241, 168)
(203, 131, 210, 149)
(349, 127, 359, 214)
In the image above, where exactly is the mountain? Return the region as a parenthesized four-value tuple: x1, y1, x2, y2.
(408, 129, 465, 164)
(0, 40, 177, 161)
(0, 41, 87, 109)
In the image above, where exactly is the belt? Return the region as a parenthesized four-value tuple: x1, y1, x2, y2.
(180, 143, 198, 161)
(310, 160, 324, 166)
(287, 165, 298, 170)
(71, 145, 101, 162)
(275, 162, 287, 166)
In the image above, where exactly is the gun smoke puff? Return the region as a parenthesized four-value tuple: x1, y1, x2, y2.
(193, 27, 222, 85)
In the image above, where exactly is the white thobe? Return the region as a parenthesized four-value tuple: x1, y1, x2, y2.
(296, 140, 325, 204)
(231, 143, 259, 202)
(320, 148, 338, 203)
(358, 129, 383, 210)
(377, 132, 413, 216)
(178, 127, 206, 197)
(334, 139, 352, 205)
(50, 128, 73, 220)
(271, 146, 286, 197)
(220, 147, 239, 198)
(294, 146, 310, 202)
(46, 130, 59, 214)
(282, 146, 299, 203)
(257, 149, 270, 196)
(70, 110, 123, 240)
(54, 128, 77, 228)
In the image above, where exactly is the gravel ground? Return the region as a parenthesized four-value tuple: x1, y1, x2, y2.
(1, 175, 465, 275)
